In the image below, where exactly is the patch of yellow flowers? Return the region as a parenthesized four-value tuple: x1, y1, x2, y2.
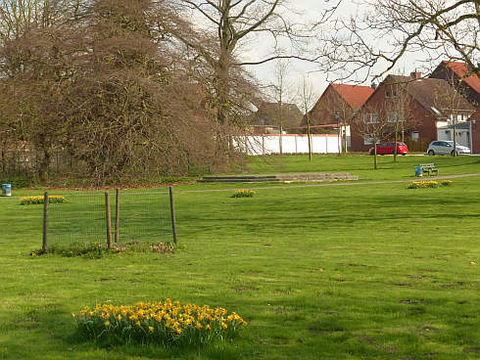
(231, 189, 256, 198)
(73, 299, 247, 345)
(20, 195, 66, 205)
(408, 180, 452, 189)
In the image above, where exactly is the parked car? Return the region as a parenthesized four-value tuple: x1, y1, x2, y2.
(426, 140, 470, 155)
(369, 142, 409, 155)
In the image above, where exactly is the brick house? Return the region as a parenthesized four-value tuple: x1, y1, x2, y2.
(430, 61, 480, 153)
(430, 61, 480, 106)
(466, 107, 480, 153)
(300, 83, 374, 148)
(351, 73, 475, 152)
(251, 101, 304, 134)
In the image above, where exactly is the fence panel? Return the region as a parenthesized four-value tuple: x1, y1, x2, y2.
(236, 135, 342, 155)
(48, 192, 106, 248)
(46, 189, 172, 249)
(118, 190, 171, 245)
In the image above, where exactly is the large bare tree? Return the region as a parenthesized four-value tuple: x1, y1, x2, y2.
(166, 1, 320, 135)
(0, 0, 237, 184)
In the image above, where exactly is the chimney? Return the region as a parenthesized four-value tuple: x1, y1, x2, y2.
(410, 71, 422, 79)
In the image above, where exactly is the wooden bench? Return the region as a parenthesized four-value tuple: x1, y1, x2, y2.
(419, 163, 439, 176)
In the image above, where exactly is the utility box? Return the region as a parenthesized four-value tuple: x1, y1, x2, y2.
(2, 184, 11, 197)
(414, 166, 423, 177)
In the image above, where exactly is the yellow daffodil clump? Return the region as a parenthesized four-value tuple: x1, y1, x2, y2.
(72, 299, 247, 346)
(20, 195, 66, 205)
(231, 189, 256, 198)
(408, 180, 452, 189)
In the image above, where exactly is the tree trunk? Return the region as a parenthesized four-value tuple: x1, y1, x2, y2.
(394, 127, 398, 162)
(374, 142, 378, 170)
(38, 147, 52, 182)
(279, 125, 283, 155)
(337, 119, 341, 156)
(452, 120, 457, 157)
(306, 121, 313, 162)
(1, 148, 5, 174)
(343, 126, 348, 154)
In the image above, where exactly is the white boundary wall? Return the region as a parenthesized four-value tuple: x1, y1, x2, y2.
(235, 134, 342, 155)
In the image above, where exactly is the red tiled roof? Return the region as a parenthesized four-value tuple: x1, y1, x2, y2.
(331, 83, 374, 110)
(443, 61, 480, 94)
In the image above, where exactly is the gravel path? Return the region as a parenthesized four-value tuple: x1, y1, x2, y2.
(181, 173, 480, 193)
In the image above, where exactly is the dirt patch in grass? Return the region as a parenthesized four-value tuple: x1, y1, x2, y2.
(274, 289, 295, 295)
(231, 286, 258, 292)
(399, 299, 431, 305)
(355, 335, 396, 354)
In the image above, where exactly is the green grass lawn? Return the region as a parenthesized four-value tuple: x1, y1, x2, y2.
(1, 155, 480, 359)
(239, 154, 480, 181)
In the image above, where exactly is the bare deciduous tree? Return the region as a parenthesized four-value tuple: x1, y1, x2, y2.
(298, 75, 316, 162)
(323, 0, 480, 81)
(353, 104, 393, 170)
(166, 1, 320, 136)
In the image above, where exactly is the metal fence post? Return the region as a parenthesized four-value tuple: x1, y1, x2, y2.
(42, 192, 49, 253)
(169, 186, 177, 244)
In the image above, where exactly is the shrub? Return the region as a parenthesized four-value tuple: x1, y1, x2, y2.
(231, 189, 255, 198)
(33, 241, 176, 258)
(20, 195, 66, 205)
(0, 177, 33, 189)
(73, 300, 247, 346)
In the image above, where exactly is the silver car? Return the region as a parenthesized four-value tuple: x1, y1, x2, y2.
(427, 140, 471, 155)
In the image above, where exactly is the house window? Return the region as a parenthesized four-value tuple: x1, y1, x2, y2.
(445, 130, 451, 141)
(364, 137, 373, 145)
(387, 113, 399, 123)
(363, 113, 379, 124)
(411, 131, 419, 141)
(386, 91, 391, 98)
(363, 136, 380, 145)
(391, 89, 397, 98)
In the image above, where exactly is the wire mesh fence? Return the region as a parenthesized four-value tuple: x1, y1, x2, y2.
(45, 189, 173, 250)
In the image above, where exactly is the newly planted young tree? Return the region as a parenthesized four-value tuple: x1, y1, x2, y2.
(432, 76, 475, 156)
(299, 75, 317, 162)
(353, 105, 393, 170)
(384, 81, 411, 162)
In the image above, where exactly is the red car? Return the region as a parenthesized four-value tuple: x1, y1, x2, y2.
(369, 142, 409, 155)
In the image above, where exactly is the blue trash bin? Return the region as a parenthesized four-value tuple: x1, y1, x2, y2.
(414, 166, 423, 177)
(2, 184, 11, 197)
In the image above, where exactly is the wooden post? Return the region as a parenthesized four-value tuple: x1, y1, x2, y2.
(169, 186, 178, 244)
(105, 192, 113, 249)
(114, 189, 120, 244)
(42, 192, 49, 253)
